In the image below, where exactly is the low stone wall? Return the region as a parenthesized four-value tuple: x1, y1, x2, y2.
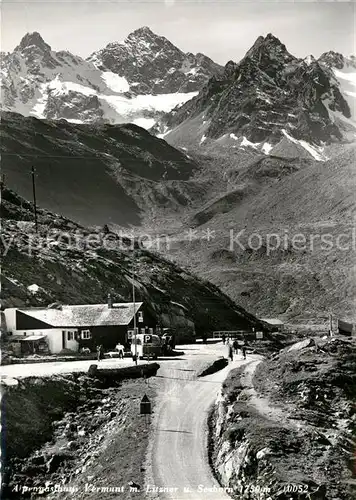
(2, 354, 97, 365)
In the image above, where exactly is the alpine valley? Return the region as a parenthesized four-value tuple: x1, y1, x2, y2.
(1, 29, 355, 326)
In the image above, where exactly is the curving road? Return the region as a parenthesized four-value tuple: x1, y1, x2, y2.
(146, 343, 260, 500)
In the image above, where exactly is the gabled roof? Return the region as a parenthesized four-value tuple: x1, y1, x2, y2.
(260, 318, 284, 325)
(338, 319, 354, 333)
(18, 302, 144, 328)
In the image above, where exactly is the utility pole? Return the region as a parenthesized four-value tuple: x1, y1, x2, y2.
(329, 313, 333, 336)
(31, 166, 38, 233)
(132, 251, 138, 366)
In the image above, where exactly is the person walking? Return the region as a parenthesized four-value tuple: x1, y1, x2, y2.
(227, 341, 234, 362)
(222, 333, 226, 345)
(233, 339, 239, 355)
(241, 345, 246, 360)
(97, 344, 103, 362)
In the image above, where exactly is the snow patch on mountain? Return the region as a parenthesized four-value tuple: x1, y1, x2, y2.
(100, 91, 197, 125)
(19, 71, 197, 127)
(333, 69, 356, 119)
(262, 143, 273, 154)
(282, 129, 328, 161)
(241, 136, 261, 149)
(101, 72, 130, 93)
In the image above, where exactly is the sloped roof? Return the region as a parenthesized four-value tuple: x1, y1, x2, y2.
(338, 319, 354, 333)
(18, 302, 144, 328)
(260, 318, 284, 325)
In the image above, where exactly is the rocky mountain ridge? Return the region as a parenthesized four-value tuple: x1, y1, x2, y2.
(1, 28, 221, 127)
(156, 35, 356, 158)
(88, 26, 222, 95)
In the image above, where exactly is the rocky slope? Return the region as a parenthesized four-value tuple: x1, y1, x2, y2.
(3, 112, 355, 324)
(2, 369, 157, 499)
(154, 143, 356, 325)
(88, 26, 222, 95)
(156, 35, 356, 157)
(1, 111, 203, 227)
(1, 187, 266, 337)
(209, 336, 356, 499)
(1, 29, 221, 127)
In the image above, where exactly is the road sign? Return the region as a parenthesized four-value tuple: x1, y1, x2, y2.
(140, 394, 151, 415)
(256, 331, 263, 340)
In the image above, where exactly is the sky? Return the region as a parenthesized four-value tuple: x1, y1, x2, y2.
(1, 0, 355, 64)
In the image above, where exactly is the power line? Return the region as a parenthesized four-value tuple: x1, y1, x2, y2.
(1, 153, 195, 162)
(31, 166, 38, 233)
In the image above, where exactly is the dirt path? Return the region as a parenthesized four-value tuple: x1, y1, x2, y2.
(240, 359, 316, 433)
(145, 344, 261, 500)
(240, 359, 296, 427)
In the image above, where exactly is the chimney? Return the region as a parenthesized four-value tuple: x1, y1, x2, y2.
(107, 293, 113, 309)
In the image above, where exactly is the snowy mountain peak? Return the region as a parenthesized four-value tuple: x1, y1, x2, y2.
(87, 26, 222, 95)
(246, 33, 293, 61)
(157, 35, 354, 148)
(17, 32, 51, 52)
(318, 51, 356, 71)
(1, 28, 220, 127)
(319, 51, 345, 69)
(127, 26, 156, 39)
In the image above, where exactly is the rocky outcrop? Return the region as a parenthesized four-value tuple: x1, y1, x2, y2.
(88, 26, 222, 95)
(1, 372, 157, 498)
(209, 338, 356, 499)
(158, 34, 353, 147)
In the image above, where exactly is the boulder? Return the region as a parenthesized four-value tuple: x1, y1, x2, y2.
(88, 364, 98, 377)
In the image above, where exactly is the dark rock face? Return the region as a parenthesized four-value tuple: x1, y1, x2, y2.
(160, 33, 351, 145)
(318, 51, 349, 70)
(45, 91, 105, 122)
(17, 31, 52, 53)
(88, 26, 223, 94)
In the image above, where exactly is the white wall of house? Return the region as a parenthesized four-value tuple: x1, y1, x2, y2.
(4, 308, 17, 334)
(5, 325, 79, 354)
(4, 309, 79, 353)
(46, 329, 79, 353)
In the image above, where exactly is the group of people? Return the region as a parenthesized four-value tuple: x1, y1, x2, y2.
(221, 334, 247, 362)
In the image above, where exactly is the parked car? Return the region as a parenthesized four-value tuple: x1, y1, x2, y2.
(131, 333, 161, 360)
